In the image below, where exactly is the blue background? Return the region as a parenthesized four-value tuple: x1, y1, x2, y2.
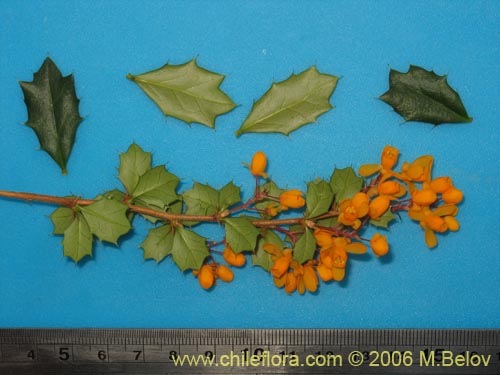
(1, 1, 499, 328)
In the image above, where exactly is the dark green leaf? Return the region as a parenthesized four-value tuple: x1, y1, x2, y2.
(293, 228, 316, 264)
(127, 58, 236, 128)
(252, 230, 284, 271)
(131, 165, 179, 208)
(380, 65, 472, 125)
(140, 225, 174, 263)
(224, 216, 260, 254)
(370, 209, 396, 228)
(170, 227, 209, 271)
(235, 66, 338, 136)
(50, 206, 74, 235)
(79, 199, 131, 244)
(305, 178, 334, 218)
(19, 57, 83, 174)
(119, 143, 152, 193)
(62, 214, 93, 263)
(330, 167, 363, 203)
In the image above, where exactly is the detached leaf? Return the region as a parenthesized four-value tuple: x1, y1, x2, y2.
(79, 199, 131, 244)
(50, 206, 74, 235)
(330, 167, 363, 203)
(235, 66, 338, 136)
(224, 217, 260, 254)
(293, 228, 316, 264)
(380, 65, 472, 125)
(170, 227, 209, 272)
(20, 57, 83, 174)
(62, 214, 93, 263)
(127, 58, 236, 128)
(252, 230, 284, 271)
(119, 143, 152, 193)
(370, 209, 396, 228)
(131, 166, 179, 208)
(305, 179, 334, 218)
(140, 225, 174, 263)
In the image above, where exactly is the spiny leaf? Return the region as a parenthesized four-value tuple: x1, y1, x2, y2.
(330, 167, 363, 203)
(170, 227, 209, 272)
(183, 182, 220, 217)
(380, 65, 472, 125)
(127, 58, 236, 128)
(235, 66, 338, 136)
(252, 230, 285, 271)
(370, 209, 396, 228)
(131, 165, 179, 208)
(293, 228, 316, 264)
(50, 206, 74, 235)
(224, 216, 260, 254)
(305, 178, 334, 218)
(119, 143, 152, 193)
(62, 214, 93, 263)
(20, 57, 83, 174)
(79, 199, 131, 244)
(182, 182, 241, 226)
(140, 225, 174, 263)
(219, 182, 241, 211)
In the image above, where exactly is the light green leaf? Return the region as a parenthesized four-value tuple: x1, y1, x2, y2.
(235, 66, 338, 136)
(20, 57, 83, 174)
(50, 206, 74, 235)
(252, 230, 284, 271)
(330, 167, 364, 203)
(131, 165, 179, 208)
(380, 65, 472, 125)
(127, 58, 236, 128)
(62, 214, 93, 263)
(370, 209, 396, 228)
(119, 143, 152, 193)
(305, 178, 334, 218)
(182, 182, 219, 217)
(293, 228, 316, 264)
(79, 199, 131, 244)
(224, 216, 260, 254)
(170, 227, 209, 272)
(219, 181, 241, 211)
(255, 180, 283, 218)
(140, 225, 174, 263)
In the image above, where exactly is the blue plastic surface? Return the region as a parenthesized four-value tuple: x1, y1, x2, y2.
(1, 1, 499, 328)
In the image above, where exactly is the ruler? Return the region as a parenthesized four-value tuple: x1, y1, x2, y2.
(1, 329, 499, 374)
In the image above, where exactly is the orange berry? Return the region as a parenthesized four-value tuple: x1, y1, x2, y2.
(378, 180, 403, 196)
(369, 196, 390, 219)
(216, 265, 234, 282)
(249, 151, 268, 178)
(430, 176, 453, 193)
(412, 189, 437, 206)
(223, 246, 246, 267)
(425, 214, 448, 233)
(442, 187, 463, 204)
(198, 265, 215, 289)
(370, 233, 389, 257)
(279, 190, 305, 209)
(303, 265, 318, 293)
